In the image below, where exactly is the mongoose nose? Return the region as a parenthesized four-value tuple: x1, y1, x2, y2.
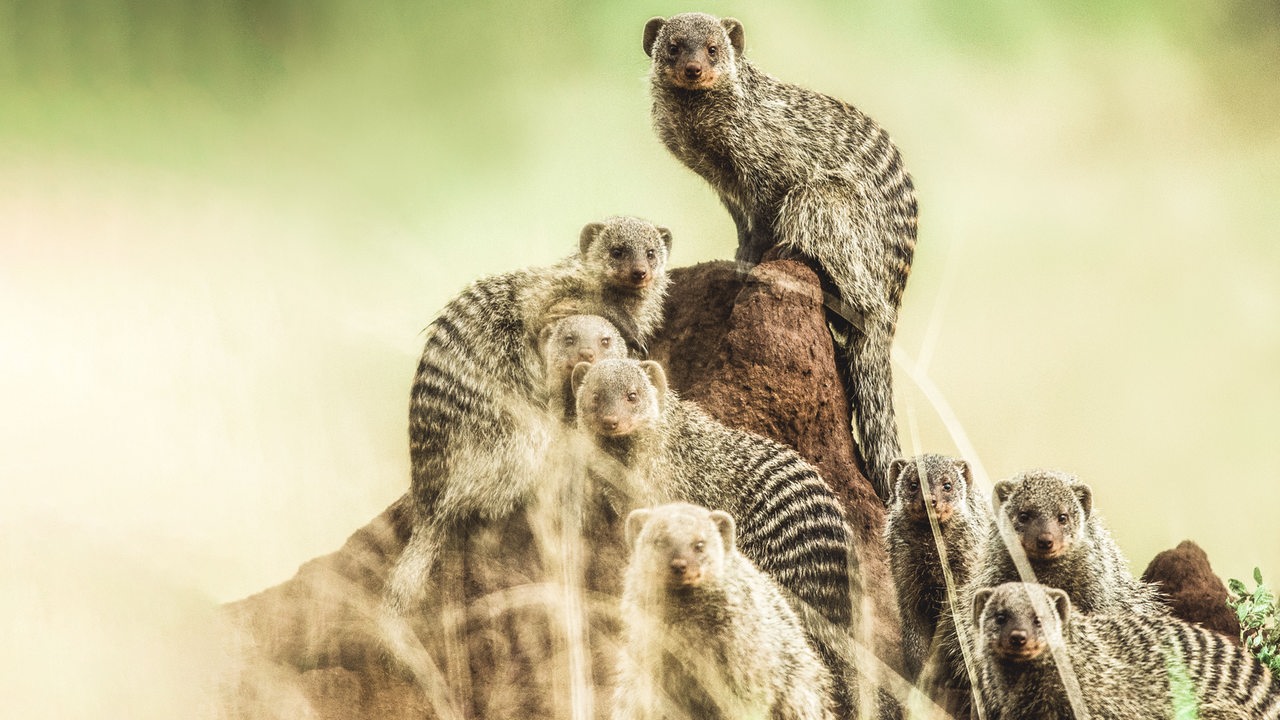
(578, 349, 595, 362)
(1036, 536, 1055, 552)
(1008, 630, 1028, 648)
(670, 558, 688, 576)
(683, 63, 703, 81)
(631, 268, 649, 283)
(599, 416, 619, 432)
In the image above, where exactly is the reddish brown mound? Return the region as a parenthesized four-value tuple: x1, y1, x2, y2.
(1142, 539, 1242, 643)
(220, 259, 901, 719)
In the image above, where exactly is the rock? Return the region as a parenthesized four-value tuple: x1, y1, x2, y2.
(1142, 539, 1242, 643)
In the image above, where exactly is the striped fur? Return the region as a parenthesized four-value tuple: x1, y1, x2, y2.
(973, 582, 1280, 720)
(644, 13, 917, 501)
(572, 358, 860, 714)
(384, 217, 671, 615)
(615, 503, 835, 720)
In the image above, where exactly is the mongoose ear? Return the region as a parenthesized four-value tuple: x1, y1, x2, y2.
(579, 222, 605, 256)
(1048, 587, 1072, 624)
(656, 226, 673, 253)
(625, 508, 651, 547)
(721, 17, 745, 57)
(972, 588, 994, 630)
(954, 458, 973, 487)
(639, 360, 668, 404)
(538, 323, 555, 350)
(886, 457, 910, 502)
(709, 510, 736, 553)
(1073, 484, 1093, 518)
(570, 362, 592, 397)
(992, 480, 1017, 511)
(642, 17, 665, 58)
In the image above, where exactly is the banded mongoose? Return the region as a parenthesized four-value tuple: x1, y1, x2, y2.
(571, 358, 862, 714)
(614, 502, 835, 720)
(971, 469, 1164, 617)
(883, 454, 991, 683)
(386, 216, 672, 615)
(539, 314, 627, 421)
(972, 582, 1280, 720)
(643, 12, 918, 501)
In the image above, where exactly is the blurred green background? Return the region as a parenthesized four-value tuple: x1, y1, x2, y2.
(2, 1, 1278, 715)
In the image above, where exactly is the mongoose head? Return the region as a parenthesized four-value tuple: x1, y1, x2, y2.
(643, 13, 744, 92)
(992, 470, 1092, 561)
(579, 216, 672, 293)
(572, 358, 667, 438)
(888, 454, 972, 525)
(625, 502, 735, 593)
(973, 582, 1071, 664)
(539, 314, 627, 382)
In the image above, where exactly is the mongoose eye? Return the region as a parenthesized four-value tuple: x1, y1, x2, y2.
(565, 334, 576, 344)
(1032, 617, 1042, 627)
(626, 391, 638, 402)
(610, 247, 625, 259)
(1057, 513, 1069, 524)
(942, 482, 952, 491)
(693, 541, 705, 552)
(667, 42, 679, 55)
(645, 248, 656, 260)
(600, 337, 611, 347)
(707, 45, 718, 57)
(994, 612, 1007, 626)
(1016, 511, 1031, 523)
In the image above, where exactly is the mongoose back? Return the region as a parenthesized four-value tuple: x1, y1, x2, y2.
(572, 358, 864, 715)
(386, 217, 672, 615)
(614, 502, 835, 720)
(643, 12, 918, 501)
(972, 469, 1164, 617)
(539, 314, 627, 421)
(972, 582, 1280, 720)
(883, 454, 991, 682)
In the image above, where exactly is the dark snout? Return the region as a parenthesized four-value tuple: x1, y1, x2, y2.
(667, 553, 702, 587)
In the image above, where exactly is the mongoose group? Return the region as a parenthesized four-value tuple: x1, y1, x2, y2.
(371, 9, 1276, 720)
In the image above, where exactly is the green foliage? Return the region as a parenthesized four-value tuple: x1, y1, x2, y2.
(1227, 567, 1280, 673)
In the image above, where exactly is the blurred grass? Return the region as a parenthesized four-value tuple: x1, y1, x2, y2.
(2, 2, 1279, 714)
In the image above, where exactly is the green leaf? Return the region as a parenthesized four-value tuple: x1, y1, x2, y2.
(1256, 567, 1264, 585)
(1229, 578, 1248, 596)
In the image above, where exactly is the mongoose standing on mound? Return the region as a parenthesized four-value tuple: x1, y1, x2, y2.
(883, 454, 991, 683)
(385, 217, 672, 616)
(971, 469, 1164, 618)
(614, 502, 835, 720)
(972, 582, 1280, 720)
(643, 12, 918, 501)
(539, 314, 628, 422)
(572, 358, 867, 717)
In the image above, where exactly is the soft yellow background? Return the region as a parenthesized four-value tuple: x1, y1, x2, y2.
(3, 1, 1278, 716)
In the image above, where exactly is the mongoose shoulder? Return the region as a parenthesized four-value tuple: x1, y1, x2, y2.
(614, 502, 835, 720)
(572, 358, 865, 715)
(971, 469, 1164, 617)
(883, 454, 991, 682)
(643, 12, 917, 500)
(386, 217, 672, 617)
(973, 582, 1280, 720)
